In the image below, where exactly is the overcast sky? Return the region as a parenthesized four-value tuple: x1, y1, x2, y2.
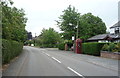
(12, 0, 119, 37)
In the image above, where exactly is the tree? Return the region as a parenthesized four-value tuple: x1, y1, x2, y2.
(2, 0, 27, 42)
(56, 5, 106, 41)
(79, 13, 106, 40)
(39, 28, 61, 48)
(56, 5, 80, 40)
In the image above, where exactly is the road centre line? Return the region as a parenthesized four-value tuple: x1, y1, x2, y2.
(67, 67, 84, 77)
(45, 53, 50, 56)
(43, 52, 83, 77)
(51, 57, 61, 63)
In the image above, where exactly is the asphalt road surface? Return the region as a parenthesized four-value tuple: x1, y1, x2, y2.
(3, 46, 118, 77)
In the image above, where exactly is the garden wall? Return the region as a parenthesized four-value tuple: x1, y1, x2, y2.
(101, 51, 120, 60)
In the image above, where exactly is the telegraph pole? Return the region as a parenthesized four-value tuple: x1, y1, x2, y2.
(76, 14, 79, 39)
(76, 20, 79, 39)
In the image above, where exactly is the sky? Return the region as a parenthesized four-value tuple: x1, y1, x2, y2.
(12, 0, 119, 37)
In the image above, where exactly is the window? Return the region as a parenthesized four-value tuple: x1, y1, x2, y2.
(115, 27, 120, 34)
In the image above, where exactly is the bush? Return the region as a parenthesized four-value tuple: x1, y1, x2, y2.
(117, 42, 120, 52)
(109, 43, 116, 52)
(24, 40, 34, 46)
(102, 44, 109, 51)
(60, 40, 73, 51)
(2, 39, 23, 64)
(58, 43, 65, 50)
(101, 42, 120, 52)
(82, 42, 106, 56)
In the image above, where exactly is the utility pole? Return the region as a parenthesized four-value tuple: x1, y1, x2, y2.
(76, 20, 79, 39)
(76, 14, 79, 39)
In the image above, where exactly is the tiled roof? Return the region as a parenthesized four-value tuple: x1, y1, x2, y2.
(110, 21, 120, 29)
(109, 34, 120, 38)
(88, 34, 108, 40)
(87, 34, 120, 41)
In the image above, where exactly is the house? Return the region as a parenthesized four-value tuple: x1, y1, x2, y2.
(27, 32, 32, 40)
(110, 21, 120, 35)
(87, 21, 120, 42)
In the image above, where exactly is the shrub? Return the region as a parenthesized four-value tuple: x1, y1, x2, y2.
(109, 43, 116, 52)
(101, 42, 120, 52)
(64, 40, 73, 50)
(58, 40, 73, 50)
(82, 42, 106, 56)
(116, 42, 120, 52)
(58, 43, 65, 50)
(2, 39, 23, 64)
(102, 44, 109, 51)
(25, 40, 34, 46)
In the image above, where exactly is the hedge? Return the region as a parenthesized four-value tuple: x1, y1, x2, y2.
(82, 42, 107, 56)
(58, 43, 65, 50)
(2, 39, 23, 64)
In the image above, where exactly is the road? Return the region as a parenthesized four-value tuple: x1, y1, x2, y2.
(3, 46, 118, 77)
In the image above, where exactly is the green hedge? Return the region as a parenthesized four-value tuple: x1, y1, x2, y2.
(2, 39, 23, 64)
(82, 42, 106, 56)
(58, 43, 65, 50)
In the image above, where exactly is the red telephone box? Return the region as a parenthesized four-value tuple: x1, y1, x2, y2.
(75, 39, 82, 54)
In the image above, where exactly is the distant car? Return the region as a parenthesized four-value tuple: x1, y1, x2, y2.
(31, 44, 34, 46)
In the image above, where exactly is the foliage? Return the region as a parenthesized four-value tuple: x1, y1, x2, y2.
(2, 0, 27, 64)
(56, 5, 106, 40)
(39, 28, 61, 48)
(24, 40, 34, 46)
(79, 13, 106, 40)
(82, 42, 106, 56)
(2, 0, 27, 42)
(58, 43, 65, 50)
(116, 43, 120, 52)
(102, 43, 120, 52)
(109, 43, 116, 52)
(64, 40, 73, 49)
(58, 40, 73, 50)
(56, 5, 80, 40)
(101, 44, 109, 51)
(2, 39, 23, 64)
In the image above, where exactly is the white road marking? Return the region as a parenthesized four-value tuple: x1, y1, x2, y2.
(67, 67, 84, 77)
(41, 49, 46, 51)
(52, 57, 61, 63)
(45, 53, 50, 56)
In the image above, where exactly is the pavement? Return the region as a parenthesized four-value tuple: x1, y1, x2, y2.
(3, 46, 119, 77)
(71, 51, 119, 71)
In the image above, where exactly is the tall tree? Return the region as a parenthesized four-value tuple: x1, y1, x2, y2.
(56, 5, 106, 41)
(79, 13, 106, 40)
(2, 0, 27, 42)
(56, 5, 80, 40)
